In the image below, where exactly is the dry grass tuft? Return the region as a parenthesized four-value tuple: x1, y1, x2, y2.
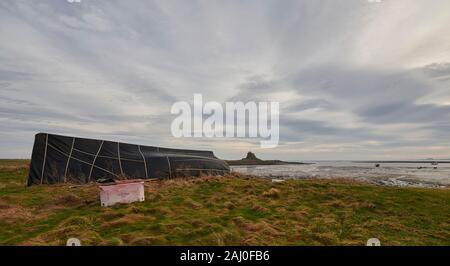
(1, 159, 450, 246)
(262, 188, 281, 198)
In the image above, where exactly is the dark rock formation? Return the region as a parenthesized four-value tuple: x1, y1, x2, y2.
(226, 152, 313, 166)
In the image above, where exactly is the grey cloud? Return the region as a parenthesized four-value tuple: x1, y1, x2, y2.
(0, 69, 34, 81)
(283, 99, 337, 113)
(279, 117, 382, 143)
(419, 62, 450, 79)
(1, 0, 450, 159)
(358, 102, 450, 124)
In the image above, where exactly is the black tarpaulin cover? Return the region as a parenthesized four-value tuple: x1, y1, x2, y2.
(28, 133, 230, 186)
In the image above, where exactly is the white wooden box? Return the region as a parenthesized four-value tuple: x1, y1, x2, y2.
(99, 180, 145, 207)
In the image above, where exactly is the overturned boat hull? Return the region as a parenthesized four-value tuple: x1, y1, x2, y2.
(28, 133, 230, 185)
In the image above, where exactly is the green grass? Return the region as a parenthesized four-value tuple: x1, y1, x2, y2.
(0, 159, 449, 246)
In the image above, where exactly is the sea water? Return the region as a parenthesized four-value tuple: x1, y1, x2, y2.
(230, 161, 450, 188)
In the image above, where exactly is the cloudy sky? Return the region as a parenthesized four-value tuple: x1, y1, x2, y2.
(1, 0, 450, 160)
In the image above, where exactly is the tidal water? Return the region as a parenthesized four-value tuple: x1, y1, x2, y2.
(230, 161, 450, 188)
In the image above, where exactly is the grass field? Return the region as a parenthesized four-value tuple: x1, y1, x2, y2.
(0, 159, 449, 246)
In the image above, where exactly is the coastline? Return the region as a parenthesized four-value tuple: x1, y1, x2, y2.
(225, 152, 313, 166)
(230, 163, 450, 189)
